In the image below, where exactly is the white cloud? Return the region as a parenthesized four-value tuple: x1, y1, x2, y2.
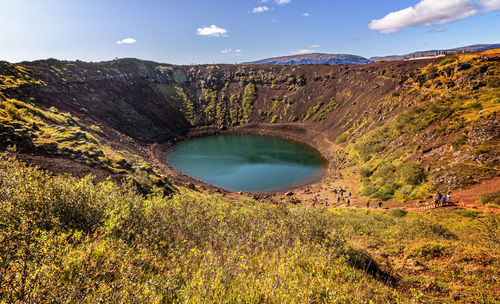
(290, 44, 320, 54)
(116, 38, 137, 45)
(368, 0, 479, 34)
(252, 6, 270, 13)
(290, 49, 316, 54)
(276, 0, 291, 6)
(482, 0, 500, 12)
(196, 25, 228, 37)
(303, 12, 311, 17)
(222, 49, 242, 56)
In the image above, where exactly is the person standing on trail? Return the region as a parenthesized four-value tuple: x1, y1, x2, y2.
(442, 195, 446, 205)
(337, 196, 340, 204)
(366, 201, 370, 208)
(378, 201, 382, 208)
(347, 198, 350, 207)
(349, 192, 351, 198)
(325, 200, 328, 206)
(435, 192, 442, 205)
(447, 193, 451, 203)
(312, 200, 316, 208)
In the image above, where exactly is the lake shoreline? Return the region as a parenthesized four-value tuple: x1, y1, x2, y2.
(166, 134, 328, 194)
(150, 123, 343, 197)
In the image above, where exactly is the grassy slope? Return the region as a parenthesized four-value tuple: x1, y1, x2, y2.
(0, 66, 173, 194)
(0, 151, 498, 303)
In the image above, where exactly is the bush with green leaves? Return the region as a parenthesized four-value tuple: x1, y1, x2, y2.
(478, 191, 500, 207)
(242, 83, 256, 123)
(439, 57, 457, 66)
(335, 132, 349, 144)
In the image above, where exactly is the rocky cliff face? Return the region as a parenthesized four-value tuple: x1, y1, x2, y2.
(3, 58, 430, 141)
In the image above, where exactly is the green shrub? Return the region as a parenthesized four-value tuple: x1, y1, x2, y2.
(313, 99, 338, 121)
(335, 132, 349, 144)
(405, 219, 457, 240)
(439, 58, 456, 66)
(359, 166, 373, 178)
(242, 83, 256, 122)
(452, 134, 468, 149)
(373, 163, 396, 181)
(3, 101, 28, 121)
(397, 162, 426, 186)
(303, 101, 323, 120)
(389, 209, 408, 217)
(478, 191, 500, 206)
(272, 99, 280, 110)
(408, 243, 447, 260)
(454, 209, 482, 218)
(487, 76, 500, 88)
(357, 139, 384, 161)
(375, 182, 398, 200)
(362, 183, 378, 196)
(427, 65, 438, 74)
(486, 203, 500, 208)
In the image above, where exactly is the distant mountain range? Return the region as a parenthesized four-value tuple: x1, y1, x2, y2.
(246, 43, 500, 66)
(245, 53, 373, 66)
(370, 43, 500, 62)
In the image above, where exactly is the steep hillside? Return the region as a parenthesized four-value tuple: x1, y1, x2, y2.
(245, 53, 373, 65)
(1, 51, 499, 303)
(1, 51, 498, 201)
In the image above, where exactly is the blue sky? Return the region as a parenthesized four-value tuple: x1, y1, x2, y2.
(1, 0, 499, 64)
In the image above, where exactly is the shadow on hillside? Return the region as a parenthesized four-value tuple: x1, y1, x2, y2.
(345, 248, 398, 286)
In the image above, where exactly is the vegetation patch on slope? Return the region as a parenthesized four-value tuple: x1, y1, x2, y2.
(342, 53, 500, 201)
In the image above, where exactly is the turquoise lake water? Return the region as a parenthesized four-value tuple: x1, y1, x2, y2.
(166, 135, 326, 192)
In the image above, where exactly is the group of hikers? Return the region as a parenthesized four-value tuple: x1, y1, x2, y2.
(311, 187, 350, 208)
(434, 192, 452, 206)
(309, 187, 456, 212)
(310, 187, 387, 213)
